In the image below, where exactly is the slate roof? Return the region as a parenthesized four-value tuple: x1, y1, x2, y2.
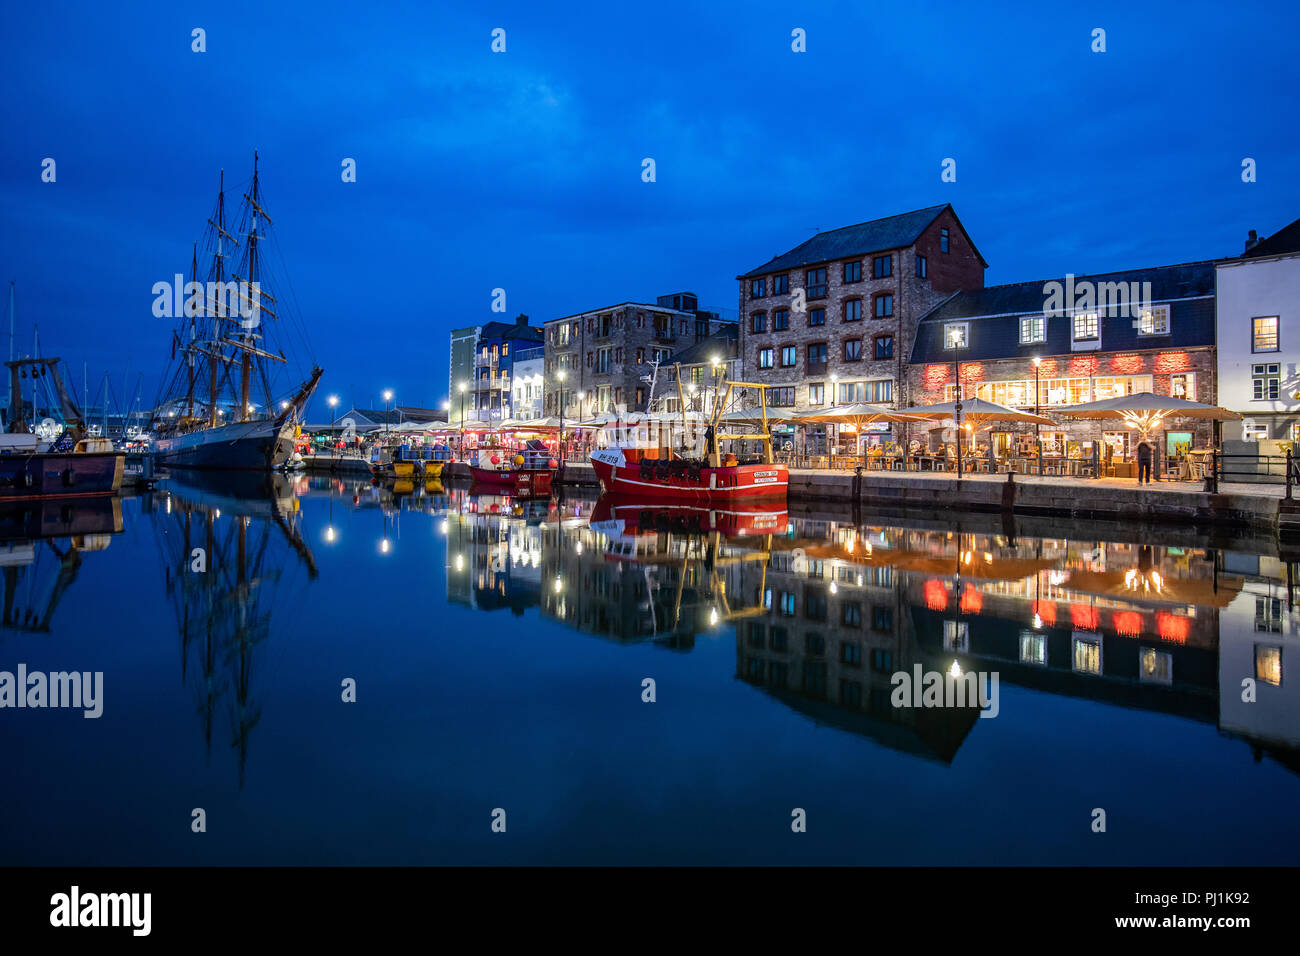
(669, 325, 739, 367)
(910, 260, 1218, 364)
(478, 321, 544, 342)
(739, 204, 983, 278)
(1242, 216, 1300, 259)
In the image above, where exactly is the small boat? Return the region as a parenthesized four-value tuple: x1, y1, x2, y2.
(0, 358, 126, 501)
(468, 448, 556, 497)
(588, 379, 787, 503)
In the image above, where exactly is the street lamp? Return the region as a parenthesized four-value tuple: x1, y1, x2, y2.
(557, 369, 568, 465)
(710, 354, 722, 414)
(383, 389, 394, 441)
(948, 324, 967, 480)
(829, 374, 839, 458)
(1033, 356, 1042, 475)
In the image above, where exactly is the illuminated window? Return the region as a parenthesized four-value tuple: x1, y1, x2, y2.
(1252, 316, 1279, 353)
(1019, 316, 1046, 344)
(1139, 647, 1172, 684)
(1073, 636, 1102, 675)
(1255, 645, 1282, 686)
(943, 620, 968, 652)
(1138, 304, 1170, 336)
(944, 322, 969, 349)
(1170, 373, 1195, 401)
(1073, 312, 1099, 341)
(1020, 631, 1047, 666)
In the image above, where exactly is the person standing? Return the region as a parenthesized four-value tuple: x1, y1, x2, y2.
(1136, 439, 1153, 485)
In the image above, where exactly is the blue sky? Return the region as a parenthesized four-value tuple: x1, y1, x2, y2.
(2, 0, 1298, 418)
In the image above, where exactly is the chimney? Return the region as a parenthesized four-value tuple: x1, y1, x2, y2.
(1246, 229, 1259, 252)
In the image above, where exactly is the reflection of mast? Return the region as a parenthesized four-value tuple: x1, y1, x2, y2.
(153, 476, 316, 788)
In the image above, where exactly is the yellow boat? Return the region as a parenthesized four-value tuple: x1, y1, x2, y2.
(421, 460, 444, 479)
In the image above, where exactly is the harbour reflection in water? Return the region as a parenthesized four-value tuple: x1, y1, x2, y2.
(4, 474, 1299, 864)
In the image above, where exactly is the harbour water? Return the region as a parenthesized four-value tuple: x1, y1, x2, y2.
(3, 476, 1298, 865)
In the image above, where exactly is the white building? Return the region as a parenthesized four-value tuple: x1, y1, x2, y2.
(1216, 217, 1300, 441)
(511, 352, 545, 420)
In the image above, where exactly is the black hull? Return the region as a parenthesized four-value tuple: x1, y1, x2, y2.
(153, 419, 295, 471)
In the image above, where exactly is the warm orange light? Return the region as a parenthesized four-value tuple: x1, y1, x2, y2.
(1071, 604, 1100, 631)
(960, 583, 983, 614)
(1069, 355, 1099, 377)
(924, 579, 950, 612)
(1154, 352, 1192, 374)
(1109, 353, 1144, 375)
(1112, 611, 1143, 637)
(924, 364, 950, 389)
(1031, 599, 1057, 627)
(1155, 611, 1190, 644)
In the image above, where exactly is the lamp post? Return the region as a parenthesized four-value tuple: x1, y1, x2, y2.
(383, 389, 394, 443)
(458, 382, 467, 460)
(710, 354, 721, 416)
(829, 374, 839, 458)
(1033, 356, 1042, 476)
(557, 369, 567, 464)
(949, 325, 966, 481)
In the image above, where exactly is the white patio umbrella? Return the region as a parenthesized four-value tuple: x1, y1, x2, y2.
(893, 396, 1056, 427)
(1055, 392, 1240, 439)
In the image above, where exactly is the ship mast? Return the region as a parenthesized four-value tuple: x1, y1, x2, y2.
(208, 170, 232, 428)
(239, 153, 259, 423)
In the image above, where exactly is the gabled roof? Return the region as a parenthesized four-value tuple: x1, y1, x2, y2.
(547, 302, 694, 324)
(478, 321, 544, 342)
(918, 260, 1216, 322)
(1242, 216, 1300, 259)
(910, 260, 1217, 364)
(739, 204, 982, 278)
(669, 326, 739, 367)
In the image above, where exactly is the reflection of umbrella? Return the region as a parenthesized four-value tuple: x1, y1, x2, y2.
(893, 553, 1060, 581)
(893, 397, 1056, 427)
(1056, 392, 1240, 439)
(1062, 568, 1243, 607)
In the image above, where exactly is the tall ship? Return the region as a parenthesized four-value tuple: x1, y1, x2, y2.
(151, 153, 322, 470)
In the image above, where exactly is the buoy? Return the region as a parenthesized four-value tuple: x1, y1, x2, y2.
(548, 458, 558, 469)
(513, 454, 524, 466)
(490, 454, 501, 465)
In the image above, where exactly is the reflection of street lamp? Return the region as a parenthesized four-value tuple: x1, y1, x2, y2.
(458, 382, 467, 459)
(557, 370, 568, 463)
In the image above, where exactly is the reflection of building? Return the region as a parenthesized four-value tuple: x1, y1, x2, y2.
(444, 497, 544, 615)
(1217, 551, 1300, 767)
(732, 536, 979, 762)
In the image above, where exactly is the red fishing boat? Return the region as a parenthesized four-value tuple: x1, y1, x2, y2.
(467, 448, 557, 497)
(588, 380, 787, 503)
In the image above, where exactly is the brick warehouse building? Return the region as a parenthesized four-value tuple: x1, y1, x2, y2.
(736, 205, 986, 423)
(907, 260, 1218, 461)
(543, 292, 733, 416)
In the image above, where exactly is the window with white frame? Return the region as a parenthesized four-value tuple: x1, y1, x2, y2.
(1169, 372, 1195, 401)
(1253, 316, 1280, 353)
(943, 620, 968, 652)
(943, 322, 969, 349)
(1019, 631, 1047, 666)
(1252, 363, 1280, 400)
(1072, 312, 1099, 341)
(1019, 316, 1046, 344)
(1137, 304, 1170, 336)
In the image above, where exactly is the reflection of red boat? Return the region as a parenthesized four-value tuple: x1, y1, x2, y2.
(469, 465, 554, 496)
(590, 496, 788, 540)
